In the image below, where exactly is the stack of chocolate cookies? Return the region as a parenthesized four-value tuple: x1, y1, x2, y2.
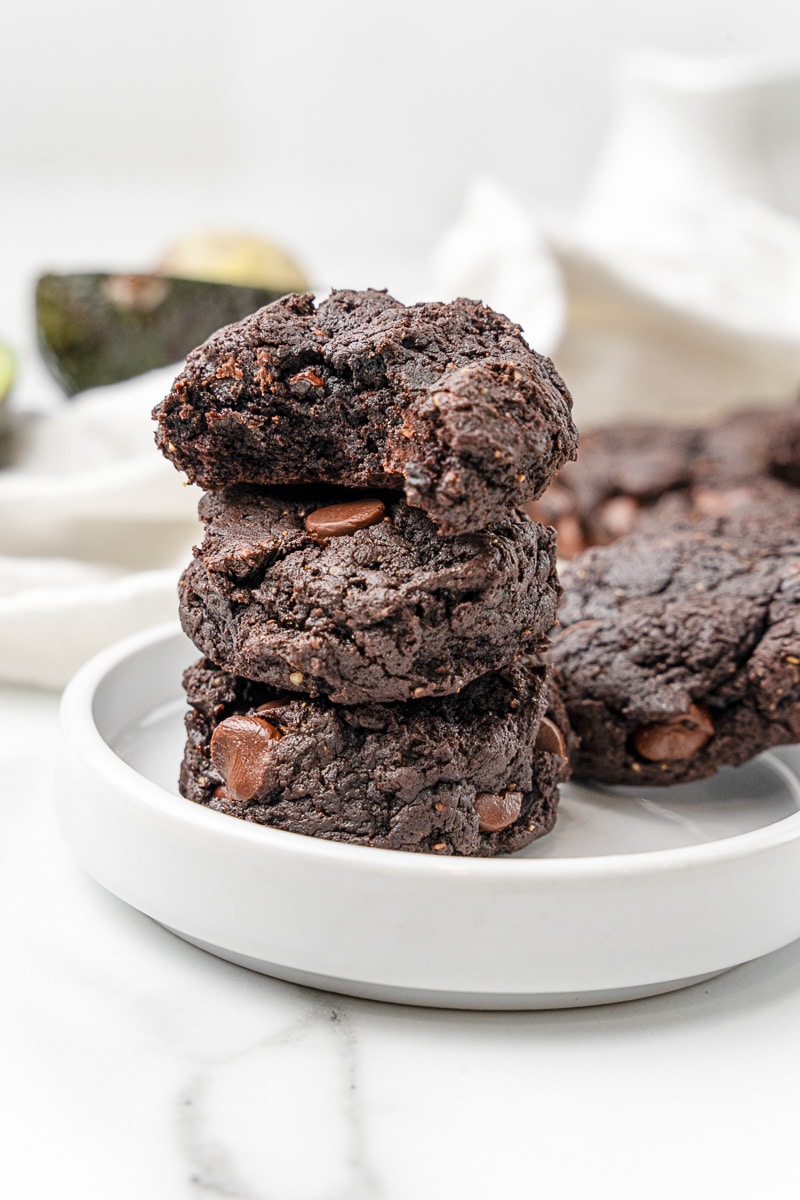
(154, 289, 578, 855)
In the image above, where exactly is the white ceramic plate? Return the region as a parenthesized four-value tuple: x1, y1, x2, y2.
(58, 624, 800, 1009)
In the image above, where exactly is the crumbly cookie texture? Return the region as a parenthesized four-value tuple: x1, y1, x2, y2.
(546, 515, 800, 785)
(180, 657, 570, 856)
(527, 402, 800, 556)
(179, 485, 560, 705)
(154, 289, 577, 534)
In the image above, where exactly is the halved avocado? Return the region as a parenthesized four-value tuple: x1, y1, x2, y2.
(36, 273, 292, 395)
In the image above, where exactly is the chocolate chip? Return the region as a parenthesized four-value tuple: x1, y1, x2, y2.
(554, 514, 586, 559)
(598, 494, 639, 541)
(523, 500, 547, 523)
(534, 716, 567, 758)
(305, 498, 386, 539)
(210, 715, 282, 802)
(691, 485, 753, 518)
(475, 790, 523, 833)
(523, 497, 586, 560)
(632, 704, 714, 762)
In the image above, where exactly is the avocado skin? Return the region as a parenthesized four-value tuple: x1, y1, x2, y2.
(36, 272, 287, 395)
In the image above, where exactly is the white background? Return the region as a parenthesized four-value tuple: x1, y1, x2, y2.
(3, 0, 800, 294)
(4, 9, 800, 1199)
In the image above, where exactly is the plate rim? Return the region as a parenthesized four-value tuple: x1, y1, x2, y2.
(60, 621, 800, 881)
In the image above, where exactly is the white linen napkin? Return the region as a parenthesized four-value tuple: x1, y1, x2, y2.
(0, 366, 201, 687)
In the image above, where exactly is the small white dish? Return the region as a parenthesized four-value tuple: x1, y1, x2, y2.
(58, 624, 800, 1009)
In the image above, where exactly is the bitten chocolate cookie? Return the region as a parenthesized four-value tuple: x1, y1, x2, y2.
(180, 657, 570, 856)
(154, 289, 578, 534)
(178, 485, 560, 705)
(527, 402, 800, 556)
(546, 515, 800, 785)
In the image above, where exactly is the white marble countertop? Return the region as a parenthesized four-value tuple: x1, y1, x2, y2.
(2, 682, 800, 1200)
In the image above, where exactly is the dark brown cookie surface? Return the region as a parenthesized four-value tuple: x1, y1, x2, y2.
(546, 515, 800, 785)
(639, 475, 800, 532)
(180, 657, 569, 856)
(527, 402, 800, 556)
(179, 485, 560, 705)
(154, 289, 577, 533)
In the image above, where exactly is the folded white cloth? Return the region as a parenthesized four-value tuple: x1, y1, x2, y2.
(0, 366, 201, 687)
(433, 186, 800, 427)
(431, 178, 566, 358)
(431, 53, 800, 426)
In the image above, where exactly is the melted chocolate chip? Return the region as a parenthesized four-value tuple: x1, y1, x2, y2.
(210, 714, 282, 802)
(632, 704, 714, 762)
(534, 716, 567, 758)
(691, 485, 754, 519)
(554, 514, 587, 559)
(475, 790, 523, 833)
(523, 500, 548, 524)
(523, 496, 586, 560)
(304, 498, 386, 538)
(598, 494, 640, 541)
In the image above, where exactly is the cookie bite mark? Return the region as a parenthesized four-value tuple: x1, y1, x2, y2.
(153, 289, 577, 533)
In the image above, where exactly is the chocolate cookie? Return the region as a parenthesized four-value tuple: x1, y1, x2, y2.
(180, 657, 569, 856)
(154, 289, 578, 534)
(526, 422, 701, 553)
(527, 402, 800, 556)
(178, 485, 560, 705)
(698, 403, 800, 488)
(546, 515, 800, 785)
(640, 475, 800, 532)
